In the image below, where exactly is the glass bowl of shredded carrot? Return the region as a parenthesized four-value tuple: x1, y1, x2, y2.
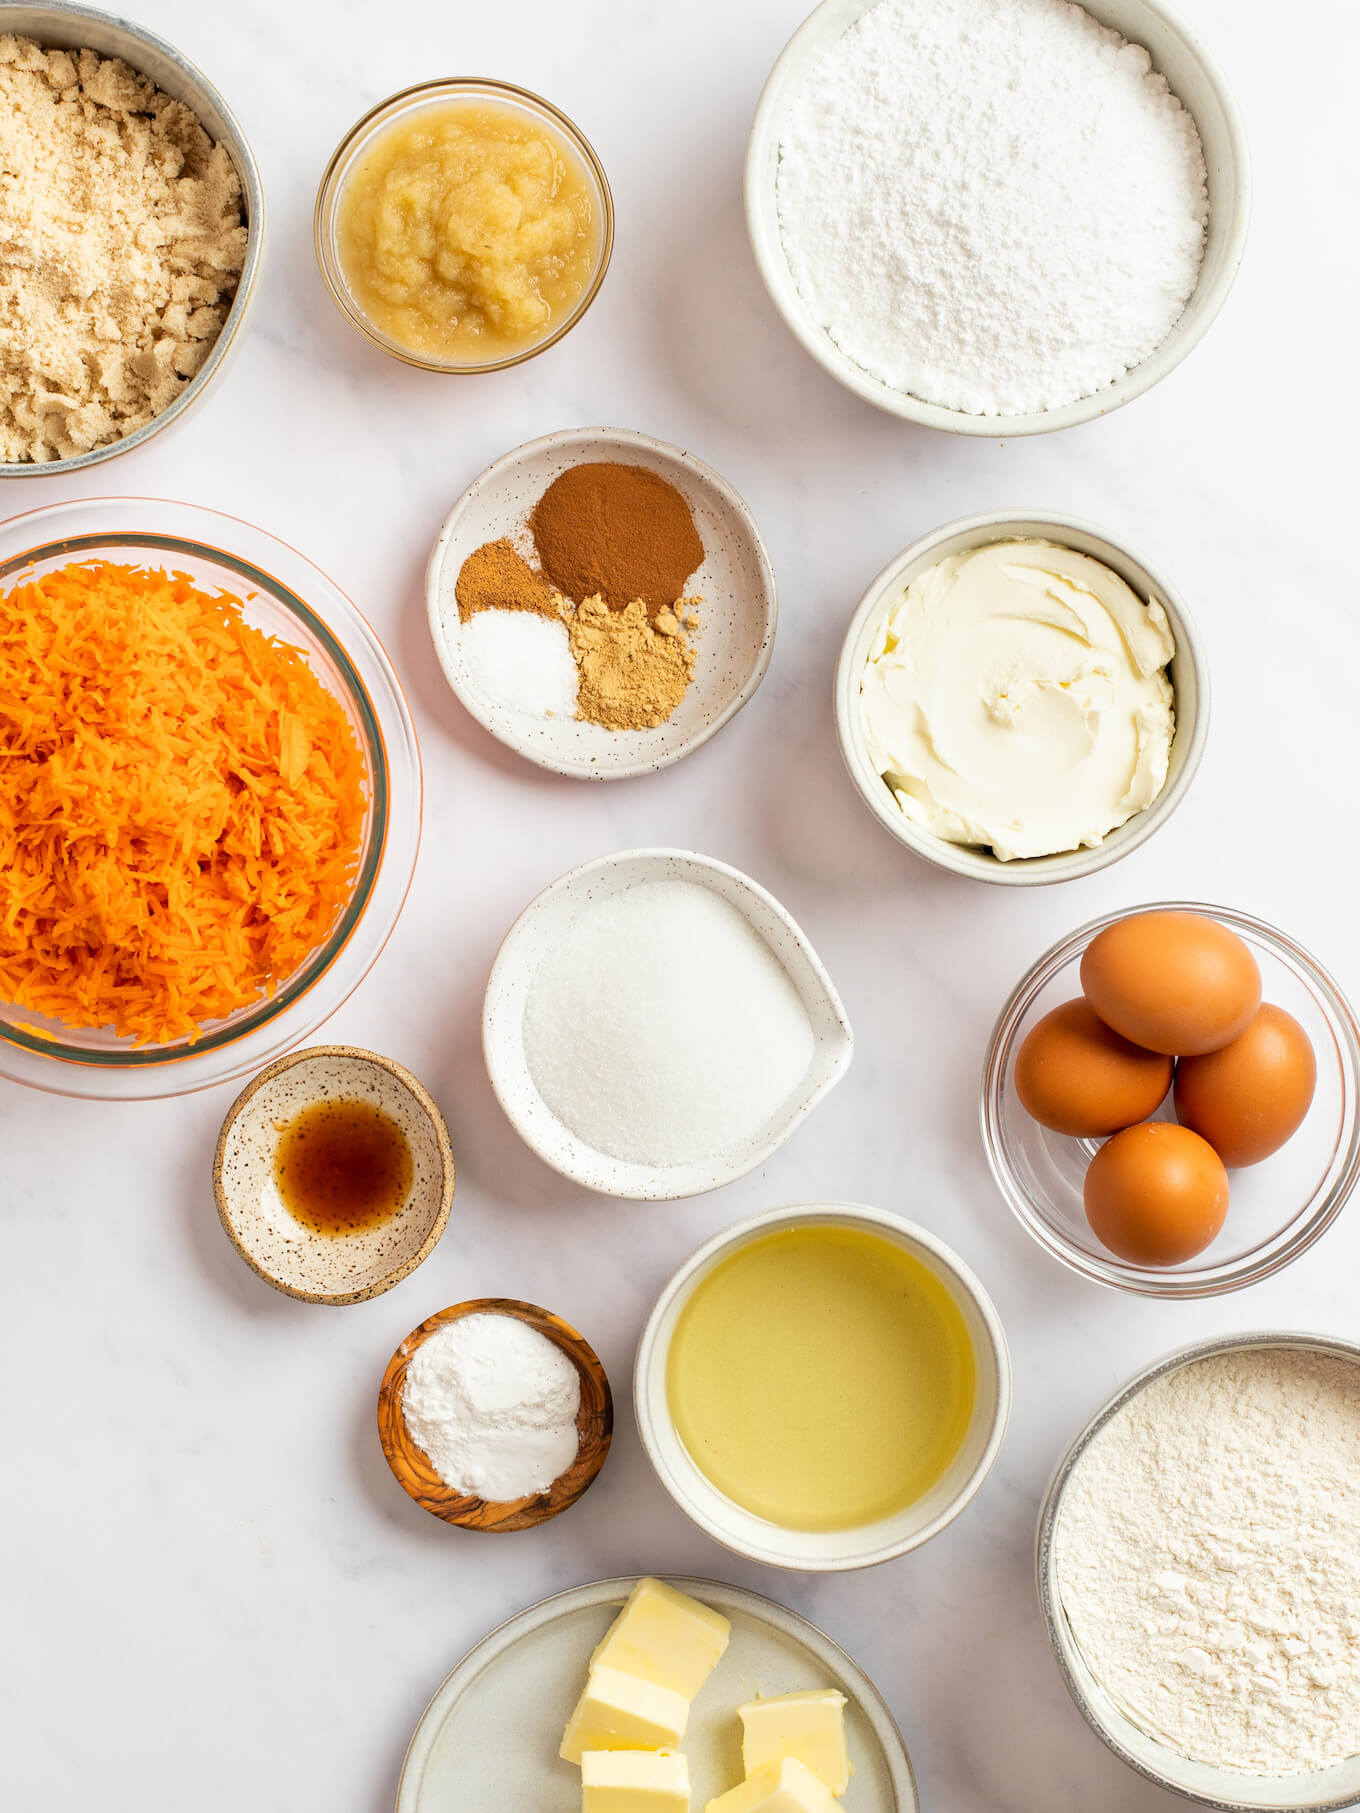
(0, 498, 421, 1100)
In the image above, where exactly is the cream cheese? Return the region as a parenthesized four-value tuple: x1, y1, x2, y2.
(859, 539, 1175, 861)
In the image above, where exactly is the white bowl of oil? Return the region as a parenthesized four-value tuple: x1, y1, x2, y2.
(634, 1203, 1011, 1570)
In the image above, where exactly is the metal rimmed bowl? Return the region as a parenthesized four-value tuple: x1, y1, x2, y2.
(1038, 1332, 1360, 1810)
(833, 510, 1209, 885)
(314, 77, 613, 374)
(746, 0, 1250, 436)
(0, 1, 265, 476)
(982, 903, 1360, 1297)
(0, 497, 421, 1101)
(634, 1202, 1010, 1571)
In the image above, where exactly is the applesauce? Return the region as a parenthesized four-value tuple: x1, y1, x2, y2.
(336, 98, 599, 365)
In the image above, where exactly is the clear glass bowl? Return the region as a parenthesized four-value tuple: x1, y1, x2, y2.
(0, 497, 422, 1101)
(981, 902, 1360, 1297)
(314, 78, 614, 374)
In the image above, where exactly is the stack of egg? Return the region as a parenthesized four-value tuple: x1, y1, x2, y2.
(1015, 912, 1317, 1265)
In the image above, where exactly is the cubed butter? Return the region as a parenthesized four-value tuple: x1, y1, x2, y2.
(561, 1664, 691, 1764)
(704, 1758, 839, 1813)
(591, 1578, 731, 1700)
(738, 1690, 849, 1795)
(582, 1748, 690, 1812)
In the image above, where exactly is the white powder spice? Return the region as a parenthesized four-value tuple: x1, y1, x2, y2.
(523, 879, 816, 1167)
(402, 1313, 582, 1502)
(459, 608, 579, 718)
(1054, 1348, 1360, 1776)
(776, 0, 1209, 415)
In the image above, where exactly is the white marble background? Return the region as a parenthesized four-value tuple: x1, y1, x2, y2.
(3, 0, 1358, 1806)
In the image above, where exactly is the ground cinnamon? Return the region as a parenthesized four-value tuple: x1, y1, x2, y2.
(529, 462, 704, 612)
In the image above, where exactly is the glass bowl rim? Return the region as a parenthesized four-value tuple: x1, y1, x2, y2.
(979, 900, 1360, 1298)
(313, 75, 616, 376)
(0, 512, 394, 1069)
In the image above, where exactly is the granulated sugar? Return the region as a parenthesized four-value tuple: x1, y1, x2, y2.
(776, 0, 1209, 416)
(522, 879, 816, 1167)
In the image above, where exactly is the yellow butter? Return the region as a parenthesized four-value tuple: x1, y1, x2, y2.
(582, 1748, 690, 1812)
(561, 1665, 690, 1764)
(591, 1578, 731, 1700)
(738, 1691, 849, 1795)
(704, 1758, 839, 1813)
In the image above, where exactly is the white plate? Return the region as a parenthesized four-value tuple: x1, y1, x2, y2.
(396, 1575, 919, 1813)
(482, 849, 854, 1200)
(426, 428, 777, 778)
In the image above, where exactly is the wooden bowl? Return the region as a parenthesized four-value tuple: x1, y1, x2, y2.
(378, 1299, 613, 1531)
(213, 1046, 454, 1305)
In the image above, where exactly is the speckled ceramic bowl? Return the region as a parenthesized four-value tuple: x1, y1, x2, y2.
(482, 849, 853, 1200)
(426, 428, 777, 779)
(213, 1046, 454, 1304)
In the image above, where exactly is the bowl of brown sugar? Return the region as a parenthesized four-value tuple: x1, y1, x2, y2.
(425, 427, 778, 779)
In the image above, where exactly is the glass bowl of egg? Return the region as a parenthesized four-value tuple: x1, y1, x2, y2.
(981, 903, 1360, 1297)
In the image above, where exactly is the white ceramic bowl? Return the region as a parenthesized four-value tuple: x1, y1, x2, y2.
(746, 0, 1250, 436)
(833, 510, 1209, 885)
(482, 850, 853, 1199)
(1038, 1332, 1360, 1811)
(427, 428, 777, 779)
(1, 2, 265, 476)
(635, 1203, 1011, 1570)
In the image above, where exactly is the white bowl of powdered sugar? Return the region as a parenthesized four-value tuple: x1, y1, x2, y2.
(483, 849, 854, 1200)
(1039, 1333, 1360, 1811)
(747, 0, 1250, 434)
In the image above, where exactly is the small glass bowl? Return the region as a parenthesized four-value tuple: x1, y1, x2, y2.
(981, 902, 1360, 1297)
(314, 78, 614, 374)
(0, 497, 422, 1101)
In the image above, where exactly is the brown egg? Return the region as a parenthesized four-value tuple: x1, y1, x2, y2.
(1174, 1004, 1316, 1167)
(1015, 999, 1173, 1137)
(1084, 1122, 1229, 1265)
(1080, 911, 1261, 1056)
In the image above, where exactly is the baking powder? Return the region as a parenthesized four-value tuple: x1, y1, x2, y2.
(776, 0, 1209, 416)
(402, 1313, 582, 1502)
(1054, 1348, 1360, 1775)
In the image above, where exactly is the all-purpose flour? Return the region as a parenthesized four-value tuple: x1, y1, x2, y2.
(1053, 1348, 1360, 1776)
(776, 0, 1209, 416)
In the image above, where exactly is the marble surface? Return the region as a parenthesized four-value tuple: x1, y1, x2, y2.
(3, 1, 1357, 1807)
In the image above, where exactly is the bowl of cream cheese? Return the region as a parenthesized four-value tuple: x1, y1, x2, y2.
(833, 510, 1209, 884)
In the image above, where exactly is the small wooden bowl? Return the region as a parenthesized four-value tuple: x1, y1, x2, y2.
(377, 1298, 613, 1531)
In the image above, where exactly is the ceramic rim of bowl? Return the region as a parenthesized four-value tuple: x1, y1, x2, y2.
(634, 1201, 1012, 1570)
(212, 1044, 455, 1305)
(0, 517, 389, 1068)
(744, 0, 1251, 436)
(0, 0, 266, 477)
(1036, 1331, 1360, 1811)
(313, 76, 615, 375)
(980, 900, 1360, 1298)
(832, 508, 1211, 885)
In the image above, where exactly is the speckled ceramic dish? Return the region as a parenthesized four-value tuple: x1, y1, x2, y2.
(396, 1576, 919, 1813)
(482, 849, 853, 1200)
(377, 1298, 613, 1531)
(213, 1046, 454, 1304)
(426, 428, 777, 779)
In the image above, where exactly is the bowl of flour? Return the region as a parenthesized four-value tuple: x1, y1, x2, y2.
(746, 0, 1250, 434)
(1039, 1333, 1360, 1810)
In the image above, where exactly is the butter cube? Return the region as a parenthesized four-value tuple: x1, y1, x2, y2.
(738, 1690, 849, 1795)
(704, 1758, 839, 1813)
(591, 1578, 731, 1700)
(582, 1748, 690, 1812)
(561, 1664, 691, 1764)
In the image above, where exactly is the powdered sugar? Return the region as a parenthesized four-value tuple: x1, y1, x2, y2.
(1053, 1347, 1360, 1776)
(776, 0, 1209, 416)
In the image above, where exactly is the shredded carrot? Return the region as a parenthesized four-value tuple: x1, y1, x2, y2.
(0, 560, 369, 1045)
